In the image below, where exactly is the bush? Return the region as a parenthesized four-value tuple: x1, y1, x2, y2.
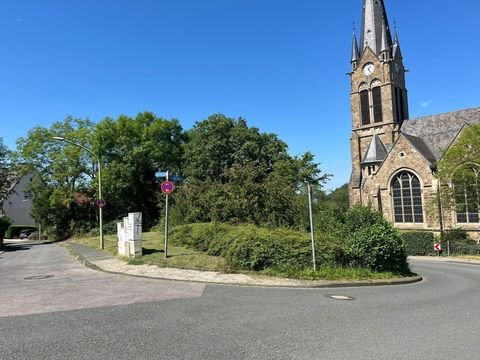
(441, 228, 473, 244)
(0, 217, 11, 246)
(401, 231, 435, 256)
(171, 223, 338, 272)
(89, 221, 119, 237)
(5, 225, 37, 239)
(342, 206, 409, 273)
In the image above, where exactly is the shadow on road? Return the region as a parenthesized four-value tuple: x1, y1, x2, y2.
(0, 241, 51, 254)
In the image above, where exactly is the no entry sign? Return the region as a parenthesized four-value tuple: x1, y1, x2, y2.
(161, 181, 175, 194)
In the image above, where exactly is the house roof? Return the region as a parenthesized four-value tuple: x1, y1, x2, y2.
(401, 107, 480, 162)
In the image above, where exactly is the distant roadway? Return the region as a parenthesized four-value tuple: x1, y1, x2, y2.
(1, 241, 479, 360)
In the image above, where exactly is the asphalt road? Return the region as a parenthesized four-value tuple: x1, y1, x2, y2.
(1, 241, 480, 360)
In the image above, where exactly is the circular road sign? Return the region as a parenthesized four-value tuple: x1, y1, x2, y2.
(161, 181, 175, 194)
(96, 199, 107, 208)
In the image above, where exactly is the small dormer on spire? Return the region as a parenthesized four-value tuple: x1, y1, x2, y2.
(392, 25, 402, 60)
(351, 28, 360, 70)
(379, 17, 390, 62)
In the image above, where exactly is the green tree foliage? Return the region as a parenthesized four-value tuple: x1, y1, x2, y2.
(437, 124, 480, 212)
(93, 112, 184, 227)
(176, 114, 330, 228)
(0, 138, 13, 201)
(15, 117, 96, 239)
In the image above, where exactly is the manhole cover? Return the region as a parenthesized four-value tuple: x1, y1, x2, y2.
(326, 294, 355, 301)
(24, 275, 54, 280)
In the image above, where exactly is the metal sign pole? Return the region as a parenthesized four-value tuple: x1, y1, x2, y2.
(164, 171, 169, 258)
(308, 183, 317, 271)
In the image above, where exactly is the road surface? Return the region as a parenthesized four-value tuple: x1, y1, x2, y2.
(1, 241, 479, 360)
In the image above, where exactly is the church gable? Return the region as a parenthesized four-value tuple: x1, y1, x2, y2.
(374, 134, 433, 191)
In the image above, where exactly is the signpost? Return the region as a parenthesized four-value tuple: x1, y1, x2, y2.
(96, 199, 107, 208)
(434, 243, 442, 256)
(161, 172, 175, 258)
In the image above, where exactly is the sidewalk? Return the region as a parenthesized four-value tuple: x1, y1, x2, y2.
(409, 255, 480, 265)
(65, 242, 421, 288)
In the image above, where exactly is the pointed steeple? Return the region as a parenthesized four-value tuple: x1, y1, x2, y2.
(380, 17, 390, 61)
(361, 0, 393, 56)
(351, 29, 360, 69)
(392, 26, 402, 60)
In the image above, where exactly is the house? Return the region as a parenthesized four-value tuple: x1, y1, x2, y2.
(1, 173, 36, 226)
(348, 0, 480, 238)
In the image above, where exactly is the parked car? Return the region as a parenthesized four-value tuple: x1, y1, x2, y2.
(19, 229, 37, 239)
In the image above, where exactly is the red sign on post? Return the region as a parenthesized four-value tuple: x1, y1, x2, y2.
(434, 243, 441, 251)
(161, 181, 175, 194)
(96, 199, 107, 208)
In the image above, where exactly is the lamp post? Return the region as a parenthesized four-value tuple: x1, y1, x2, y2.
(52, 137, 104, 250)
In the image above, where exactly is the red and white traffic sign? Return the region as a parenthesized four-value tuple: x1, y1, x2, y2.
(96, 199, 107, 208)
(161, 181, 175, 194)
(434, 243, 442, 251)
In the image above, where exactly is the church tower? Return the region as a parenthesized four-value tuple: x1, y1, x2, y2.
(349, 0, 409, 205)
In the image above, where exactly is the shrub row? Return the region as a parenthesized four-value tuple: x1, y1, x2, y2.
(171, 206, 410, 275)
(401, 231, 435, 256)
(171, 223, 318, 271)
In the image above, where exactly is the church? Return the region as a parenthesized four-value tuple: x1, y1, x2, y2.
(348, 0, 480, 238)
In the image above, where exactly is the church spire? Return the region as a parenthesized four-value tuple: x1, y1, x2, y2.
(351, 28, 360, 70)
(392, 25, 402, 60)
(361, 0, 393, 56)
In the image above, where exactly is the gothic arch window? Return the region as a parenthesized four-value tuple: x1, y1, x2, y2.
(360, 89, 370, 125)
(371, 80, 383, 123)
(453, 166, 480, 223)
(391, 171, 424, 223)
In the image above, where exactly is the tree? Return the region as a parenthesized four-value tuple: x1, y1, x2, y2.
(15, 117, 96, 238)
(93, 112, 184, 227)
(0, 138, 13, 202)
(177, 114, 330, 228)
(437, 124, 480, 224)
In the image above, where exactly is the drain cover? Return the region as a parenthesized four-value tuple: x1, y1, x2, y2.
(326, 294, 355, 301)
(24, 275, 54, 280)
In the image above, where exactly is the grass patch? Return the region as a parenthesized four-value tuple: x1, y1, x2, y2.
(263, 266, 407, 281)
(70, 231, 413, 281)
(71, 232, 227, 271)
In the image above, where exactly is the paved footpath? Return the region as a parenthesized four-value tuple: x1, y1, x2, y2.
(66, 241, 421, 288)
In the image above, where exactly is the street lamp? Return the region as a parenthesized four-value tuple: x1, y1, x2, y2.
(52, 137, 104, 250)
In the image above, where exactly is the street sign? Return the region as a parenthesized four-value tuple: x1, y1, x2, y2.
(96, 199, 107, 208)
(161, 181, 175, 194)
(434, 243, 441, 251)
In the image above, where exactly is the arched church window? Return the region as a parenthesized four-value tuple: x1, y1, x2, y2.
(360, 90, 370, 125)
(371, 80, 383, 123)
(391, 171, 424, 223)
(453, 166, 480, 223)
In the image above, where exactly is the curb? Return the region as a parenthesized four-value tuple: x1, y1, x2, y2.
(65, 243, 423, 289)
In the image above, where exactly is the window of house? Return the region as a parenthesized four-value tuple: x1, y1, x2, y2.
(453, 167, 479, 224)
(392, 171, 424, 223)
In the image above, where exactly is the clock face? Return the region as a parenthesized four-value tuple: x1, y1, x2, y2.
(363, 63, 375, 75)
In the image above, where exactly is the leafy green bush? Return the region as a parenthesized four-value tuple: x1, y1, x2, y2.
(441, 228, 473, 244)
(172, 223, 338, 272)
(5, 225, 37, 239)
(89, 221, 119, 237)
(401, 231, 435, 256)
(0, 217, 11, 246)
(342, 206, 409, 273)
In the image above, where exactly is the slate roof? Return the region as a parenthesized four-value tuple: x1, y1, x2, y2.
(401, 107, 480, 162)
(362, 134, 388, 164)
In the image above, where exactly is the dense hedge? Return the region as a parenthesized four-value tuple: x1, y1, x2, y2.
(171, 223, 342, 272)
(171, 207, 410, 275)
(401, 231, 435, 256)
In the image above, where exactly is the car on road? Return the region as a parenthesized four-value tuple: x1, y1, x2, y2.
(19, 228, 37, 239)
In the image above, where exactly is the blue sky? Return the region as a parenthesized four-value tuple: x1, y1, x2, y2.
(1, 0, 479, 190)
